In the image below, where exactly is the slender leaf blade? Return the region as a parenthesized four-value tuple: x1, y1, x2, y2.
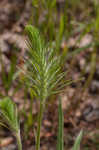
(72, 130, 83, 150)
(57, 97, 64, 150)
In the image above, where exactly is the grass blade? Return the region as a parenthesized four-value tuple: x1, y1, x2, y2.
(72, 130, 83, 150)
(57, 97, 64, 150)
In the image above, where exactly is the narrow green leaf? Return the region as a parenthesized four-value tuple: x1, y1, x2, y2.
(72, 130, 83, 150)
(67, 43, 93, 59)
(57, 97, 64, 150)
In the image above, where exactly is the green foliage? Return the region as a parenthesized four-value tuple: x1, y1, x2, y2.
(0, 1, 99, 149)
(23, 25, 72, 150)
(56, 14, 65, 51)
(0, 97, 22, 150)
(57, 97, 64, 150)
(24, 25, 67, 101)
(0, 97, 19, 133)
(72, 130, 83, 150)
(0, 48, 18, 95)
(57, 98, 83, 150)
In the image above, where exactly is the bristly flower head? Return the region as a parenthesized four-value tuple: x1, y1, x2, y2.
(0, 97, 19, 134)
(21, 25, 68, 101)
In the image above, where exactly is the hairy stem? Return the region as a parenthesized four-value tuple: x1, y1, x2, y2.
(36, 100, 45, 150)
